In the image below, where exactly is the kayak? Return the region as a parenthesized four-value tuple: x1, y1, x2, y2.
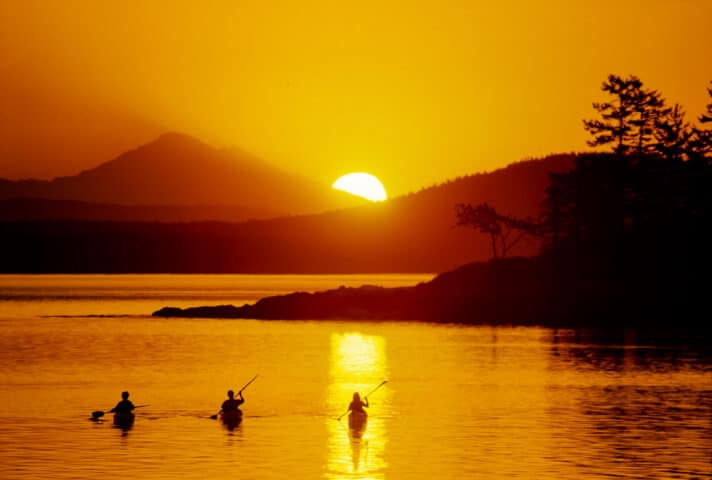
(348, 411, 367, 431)
(113, 412, 135, 428)
(219, 409, 243, 428)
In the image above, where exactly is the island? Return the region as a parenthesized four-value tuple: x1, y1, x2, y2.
(153, 254, 702, 328)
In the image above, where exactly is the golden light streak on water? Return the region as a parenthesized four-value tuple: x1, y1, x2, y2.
(326, 333, 390, 479)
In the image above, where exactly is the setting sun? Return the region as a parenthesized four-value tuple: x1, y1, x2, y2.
(332, 173, 387, 202)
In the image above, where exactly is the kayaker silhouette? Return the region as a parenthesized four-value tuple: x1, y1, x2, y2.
(110, 391, 135, 414)
(110, 391, 136, 430)
(347, 392, 369, 434)
(221, 389, 244, 413)
(219, 389, 244, 429)
(349, 392, 369, 414)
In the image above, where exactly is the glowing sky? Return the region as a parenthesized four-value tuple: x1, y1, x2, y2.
(1, 0, 710, 195)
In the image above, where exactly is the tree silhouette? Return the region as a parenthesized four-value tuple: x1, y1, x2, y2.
(687, 82, 712, 163)
(700, 81, 712, 124)
(690, 81, 712, 161)
(455, 203, 540, 259)
(583, 75, 642, 154)
(629, 86, 666, 155)
(584, 74, 669, 156)
(653, 104, 693, 162)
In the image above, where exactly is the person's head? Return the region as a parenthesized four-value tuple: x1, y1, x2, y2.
(121, 391, 129, 400)
(353, 392, 361, 401)
(227, 390, 234, 399)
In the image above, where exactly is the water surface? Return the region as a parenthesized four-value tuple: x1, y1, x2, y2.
(0, 275, 709, 479)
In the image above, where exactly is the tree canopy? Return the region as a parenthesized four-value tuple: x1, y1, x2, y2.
(584, 75, 711, 162)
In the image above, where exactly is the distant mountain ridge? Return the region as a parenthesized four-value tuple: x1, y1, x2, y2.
(0, 153, 575, 272)
(0, 197, 279, 222)
(0, 132, 364, 217)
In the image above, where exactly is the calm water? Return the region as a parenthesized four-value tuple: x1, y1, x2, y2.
(0, 275, 710, 479)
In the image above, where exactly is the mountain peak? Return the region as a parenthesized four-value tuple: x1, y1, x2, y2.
(153, 131, 203, 145)
(0, 132, 364, 212)
(137, 131, 210, 154)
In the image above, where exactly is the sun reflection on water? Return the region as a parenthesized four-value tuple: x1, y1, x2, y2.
(326, 333, 390, 479)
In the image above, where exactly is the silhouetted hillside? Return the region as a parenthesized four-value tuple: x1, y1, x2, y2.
(0, 133, 364, 216)
(0, 154, 574, 273)
(0, 198, 278, 223)
(153, 254, 706, 327)
(152, 150, 711, 328)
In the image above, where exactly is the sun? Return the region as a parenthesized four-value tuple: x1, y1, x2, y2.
(332, 173, 387, 202)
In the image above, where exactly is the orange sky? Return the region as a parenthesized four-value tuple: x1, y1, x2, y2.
(1, 0, 710, 195)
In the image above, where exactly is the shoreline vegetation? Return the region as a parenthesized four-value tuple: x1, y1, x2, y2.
(152, 253, 703, 327)
(154, 76, 712, 328)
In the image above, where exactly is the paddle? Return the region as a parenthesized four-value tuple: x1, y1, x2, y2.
(337, 380, 388, 421)
(91, 404, 149, 420)
(210, 374, 259, 419)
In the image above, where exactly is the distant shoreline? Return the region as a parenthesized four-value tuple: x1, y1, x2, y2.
(153, 257, 705, 329)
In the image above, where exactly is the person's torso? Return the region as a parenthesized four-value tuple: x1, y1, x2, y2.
(222, 399, 242, 411)
(115, 400, 134, 414)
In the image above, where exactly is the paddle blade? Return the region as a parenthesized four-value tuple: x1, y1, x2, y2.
(91, 411, 105, 419)
(210, 414, 218, 420)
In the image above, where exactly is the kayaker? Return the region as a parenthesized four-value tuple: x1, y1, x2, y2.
(221, 390, 244, 413)
(109, 391, 135, 414)
(348, 392, 369, 415)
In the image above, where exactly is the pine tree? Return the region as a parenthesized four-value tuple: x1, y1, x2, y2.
(653, 104, 692, 161)
(583, 75, 642, 155)
(629, 87, 666, 155)
(700, 81, 712, 124)
(689, 81, 712, 161)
